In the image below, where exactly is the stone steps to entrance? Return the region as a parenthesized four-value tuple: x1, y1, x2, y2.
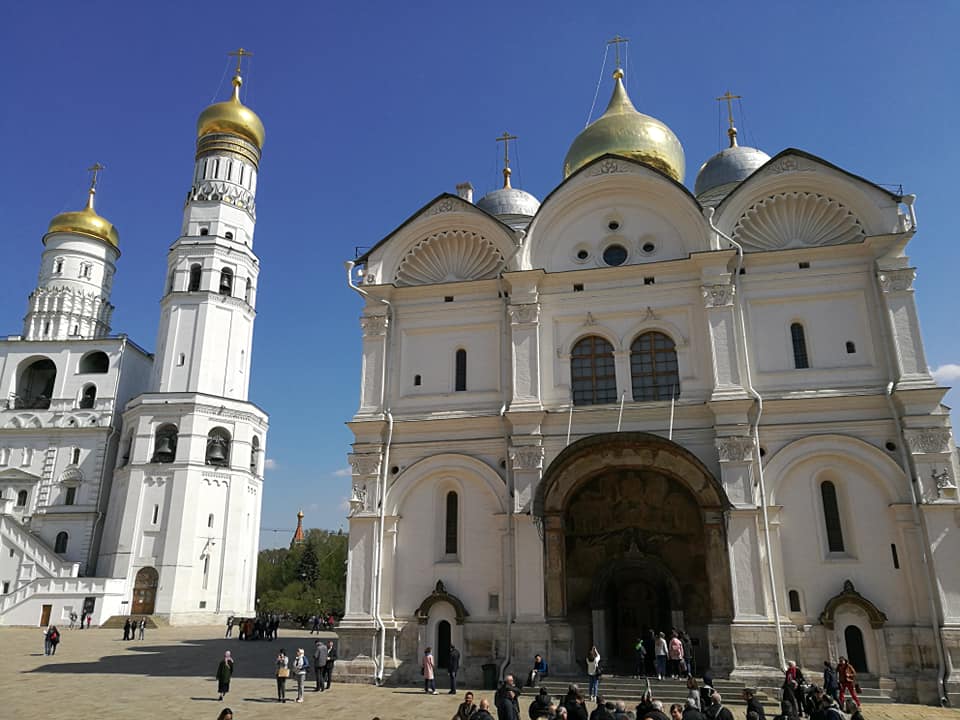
(100, 615, 166, 629)
(540, 675, 775, 710)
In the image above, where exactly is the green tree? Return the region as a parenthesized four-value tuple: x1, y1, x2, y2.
(256, 527, 347, 618)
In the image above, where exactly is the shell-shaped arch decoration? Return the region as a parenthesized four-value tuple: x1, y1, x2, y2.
(733, 192, 865, 251)
(395, 230, 505, 286)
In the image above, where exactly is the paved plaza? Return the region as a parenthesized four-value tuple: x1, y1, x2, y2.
(2, 625, 956, 720)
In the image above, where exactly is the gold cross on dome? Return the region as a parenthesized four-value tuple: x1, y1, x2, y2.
(87, 162, 105, 192)
(228, 47, 254, 75)
(716, 90, 742, 131)
(607, 35, 629, 69)
(496, 132, 518, 188)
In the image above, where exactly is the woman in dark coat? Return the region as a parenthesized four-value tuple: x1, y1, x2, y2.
(216, 650, 235, 701)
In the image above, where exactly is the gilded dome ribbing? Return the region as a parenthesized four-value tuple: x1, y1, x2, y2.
(563, 70, 685, 182)
(197, 73, 265, 149)
(45, 189, 119, 249)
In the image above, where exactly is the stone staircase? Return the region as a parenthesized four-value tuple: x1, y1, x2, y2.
(540, 674, 776, 712)
(100, 614, 168, 629)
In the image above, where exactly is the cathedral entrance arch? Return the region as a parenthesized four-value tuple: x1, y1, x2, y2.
(131, 566, 159, 615)
(537, 432, 733, 668)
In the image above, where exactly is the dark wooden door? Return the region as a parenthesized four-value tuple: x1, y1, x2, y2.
(437, 620, 451, 669)
(40, 604, 52, 626)
(131, 567, 159, 615)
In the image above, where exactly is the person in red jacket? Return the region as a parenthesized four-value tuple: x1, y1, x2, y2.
(836, 657, 860, 708)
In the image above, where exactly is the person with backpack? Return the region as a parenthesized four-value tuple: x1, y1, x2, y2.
(47, 626, 61, 655)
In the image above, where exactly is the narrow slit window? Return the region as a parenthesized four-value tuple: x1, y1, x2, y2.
(846, 341, 856, 354)
(65, 487, 76, 506)
(891, 543, 900, 569)
(445, 491, 458, 555)
(455, 349, 467, 392)
(188, 264, 202, 291)
(788, 590, 801, 613)
(152, 505, 159, 524)
(820, 480, 845, 552)
(791, 323, 809, 369)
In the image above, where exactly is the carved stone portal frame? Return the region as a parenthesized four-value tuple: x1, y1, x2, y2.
(536, 432, 733, 624)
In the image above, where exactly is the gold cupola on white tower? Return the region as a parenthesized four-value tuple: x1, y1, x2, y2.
(24, 163, 120, 341)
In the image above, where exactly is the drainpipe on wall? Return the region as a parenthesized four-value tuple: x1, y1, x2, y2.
(704, 208, 787, 671)
(345, 261, 394, 685)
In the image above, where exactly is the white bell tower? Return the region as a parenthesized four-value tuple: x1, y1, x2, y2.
(98, 50, 268, 623)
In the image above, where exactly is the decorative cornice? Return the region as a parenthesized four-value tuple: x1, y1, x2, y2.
(186, 180, 256, 218)
(510, 445, 544, 471)
(359, 314, 388, 336)
(349, 452, 382, 478)
(508, 303, 540, 325)
(877, 268, 916, 294)
(904, 428, 951, 455)
(589, 158, 631, 176)
(701, 283, 735, 308)
(764, 156, 818, 175)
(819, 579, 887, 629)
(715, 436, 754, 463)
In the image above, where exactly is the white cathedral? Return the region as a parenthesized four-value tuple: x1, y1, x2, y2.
(0, 60, 267, 625)
(338, 67, 960, 704)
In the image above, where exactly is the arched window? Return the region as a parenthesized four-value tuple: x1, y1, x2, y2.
(820, 480, 845, 552)
(454, 349, 467, 392)
(152, 424, 178, 464)
(250, 435, 260, 473)
(244, 278, 252, 304)
(219, 268, 234, 296)
(188, 264, 202, 292)
(167, 269, 175, 293)
(16, 358, 57, 409)
(79, 351, 109, 374)
(16, 490, 28, 507)
(120, 433, 133, 467)
(630, 331, 680, 401)
(791, 322, 809, 369)
(54, 532, 68, 554)
(79, 384, 97, 409)
(788, 590, 802, 613)
(844, 625, 869, 673)
(206, 427, 231, 467)
(224, 231, 234, 241)
(65, 486, 77, 505)
(445, 491, 458, 555)
(71, 448, 81, 464)
(571, 335, 617, 406)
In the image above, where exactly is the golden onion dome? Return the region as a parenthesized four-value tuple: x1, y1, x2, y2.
(196, 73, 265, 149)
(45, 189, 119, 249)
(563, 69, 685, 183)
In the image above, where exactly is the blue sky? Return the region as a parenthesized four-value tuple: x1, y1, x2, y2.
(3, 1, 958, 547)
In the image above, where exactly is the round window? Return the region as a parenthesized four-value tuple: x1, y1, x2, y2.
(602, 244, 628, 266)
(642, 242, 656, 254)
(576, 249, 590, 261)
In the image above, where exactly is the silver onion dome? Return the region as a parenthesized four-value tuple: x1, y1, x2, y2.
(695, 140, 770, 205)
(476, 186, 541, 219)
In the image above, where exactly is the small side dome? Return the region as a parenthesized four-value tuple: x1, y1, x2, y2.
(564, 69, 685, 183)
(197, 73, 265, 149)
(45, 189, 119, 249)
(476, 187, 541, 219)
(476, 165, 540, 228)
(694, 129, 769, 204)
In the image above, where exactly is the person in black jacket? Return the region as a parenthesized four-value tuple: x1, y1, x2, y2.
(562, 688, 588, 720)
(638, 699, 669, 720)
(453, 691, 479, 720)
(448, 645, 461, 694)
(742, 688, 766, 720)
(679, 698, 705, 720)
(496, 676, 521, 720)
(703, 692, 733, 720)
(475, 698, 497, 720)
(528, 687, 553, 720)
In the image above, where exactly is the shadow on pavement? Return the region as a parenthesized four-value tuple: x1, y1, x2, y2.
(25, 633, 334, 680)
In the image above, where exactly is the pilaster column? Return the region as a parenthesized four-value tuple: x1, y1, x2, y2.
(877, 268, 933, 386)
(701, 282, 745, 399)
(509, 443, 544, 513)
(358, 313, 388, 415)
(508, 302, 542, 408)
(715, 435, 756, 508)
(544, 514, 566, 619)
(348, 452, 382, 516)
(904, 428, 958, 502)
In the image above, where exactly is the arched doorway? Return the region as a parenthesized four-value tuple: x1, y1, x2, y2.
(132, 566, 159, 615)
(537, 432, 733, 669)
(437, 620, 452, 669)
(844, 625, 868, 673)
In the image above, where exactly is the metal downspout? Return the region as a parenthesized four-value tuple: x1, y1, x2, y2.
(705, 208, 786, 670)
(345, 261, 393, 684)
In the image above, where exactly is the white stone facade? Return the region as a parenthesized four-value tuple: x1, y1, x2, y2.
(340, 151, 960, 704)
(0, 77, 268, 627)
